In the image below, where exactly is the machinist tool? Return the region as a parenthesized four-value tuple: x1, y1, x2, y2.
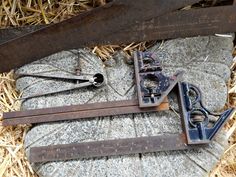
(29, 82, 235, 163)
(179, 82, 235, 144)
(134, 52, 181, 107)
(17, 71, 105, 100)
(0, 0, 236, 72)
(2, 51, 235, 163)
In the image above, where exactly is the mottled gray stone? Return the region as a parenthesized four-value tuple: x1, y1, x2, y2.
(17, 35, 234, 177)
(150, 36, 234, 67)
(164, 67, 227, 111)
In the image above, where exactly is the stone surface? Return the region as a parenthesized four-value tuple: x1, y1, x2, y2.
(16, 35, 234, 177)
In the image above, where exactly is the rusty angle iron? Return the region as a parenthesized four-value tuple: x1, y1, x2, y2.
(0, 0, 236, 72)
(0, 0, 200, 72)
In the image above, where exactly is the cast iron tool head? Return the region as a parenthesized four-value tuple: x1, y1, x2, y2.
(134, 51, 184, 108)
(178, 82, 236, 144)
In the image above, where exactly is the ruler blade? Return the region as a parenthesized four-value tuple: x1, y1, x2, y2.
(3, 99, 169, 126)
(30, 133, 204, 163)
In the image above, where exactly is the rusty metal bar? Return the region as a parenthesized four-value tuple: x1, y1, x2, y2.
(0, 0, 200, 72)
(0, 25, 44, 44)
(4, 100, 139, 118)
(3, 5, 235, 45)
(112, 5, 236, 43)
(2, 99, 169, 126)
(29, 133, 205, 163)
(1, 5, 235, 72)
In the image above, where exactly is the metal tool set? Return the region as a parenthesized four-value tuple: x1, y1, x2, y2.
(2, 51, 236, 163)
(1, 0, 236, 163)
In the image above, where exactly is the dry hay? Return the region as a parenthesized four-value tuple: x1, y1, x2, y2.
(0, 71, 35, 177)
(0, 0, 236, 177)
(210, 53, 236, 177)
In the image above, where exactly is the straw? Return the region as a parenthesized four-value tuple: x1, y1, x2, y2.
(0, 1, 235, 176)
